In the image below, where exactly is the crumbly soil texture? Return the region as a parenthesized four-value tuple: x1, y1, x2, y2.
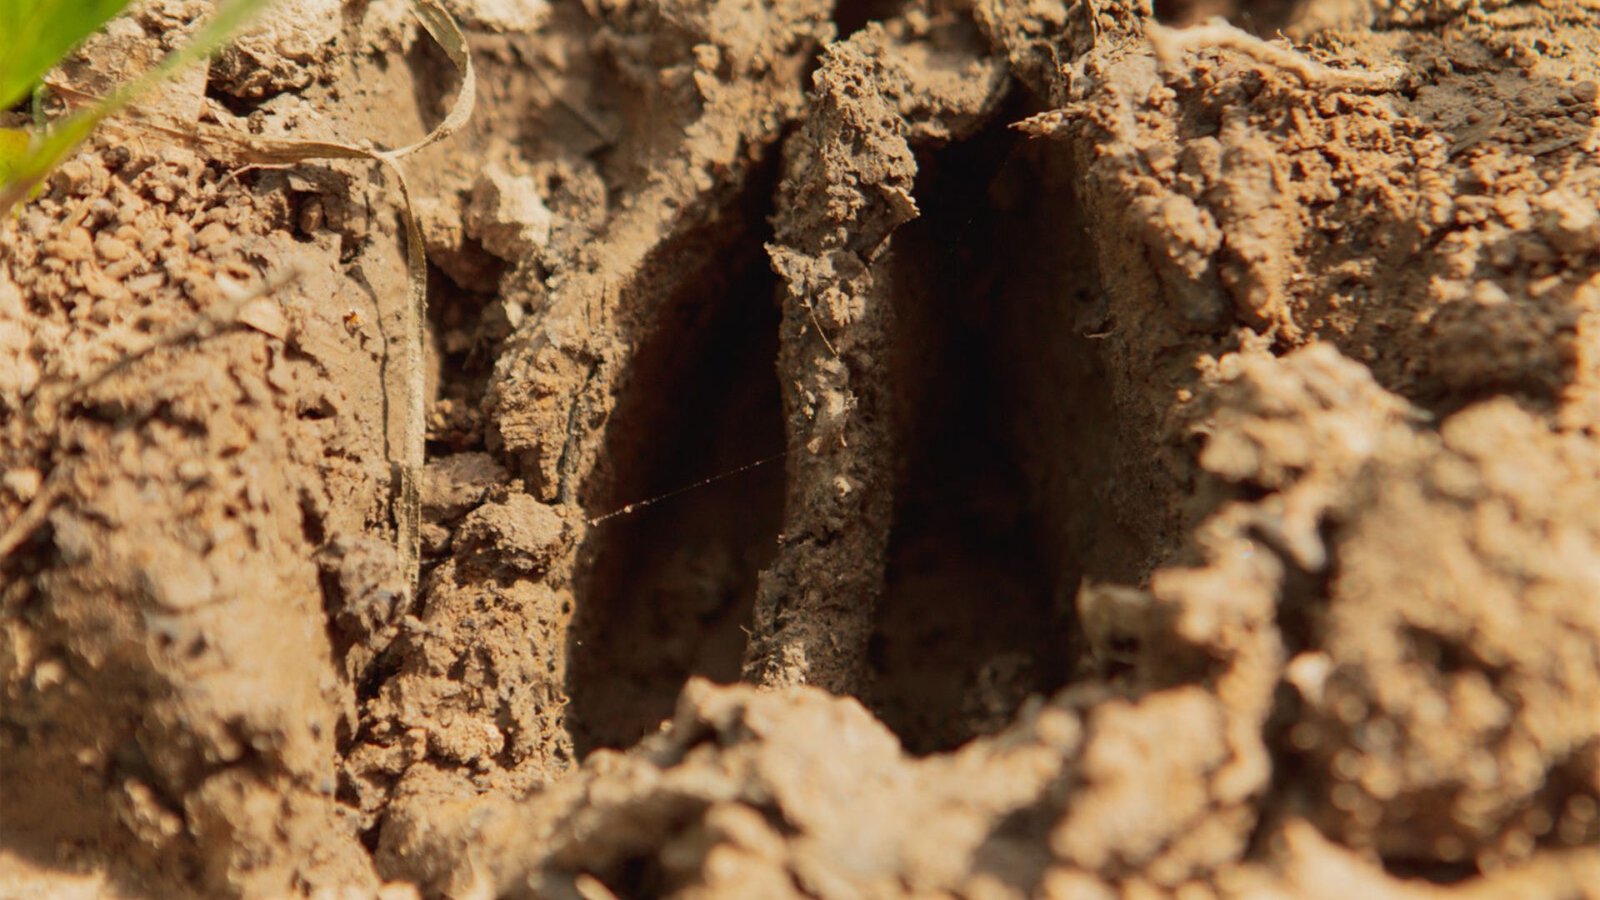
(4, 0, 1600, 896)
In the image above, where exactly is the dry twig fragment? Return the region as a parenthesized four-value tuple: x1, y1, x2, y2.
(1146, 17, 1402, 92)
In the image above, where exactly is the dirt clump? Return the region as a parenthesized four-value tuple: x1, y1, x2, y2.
(3, 0, 1600, 897)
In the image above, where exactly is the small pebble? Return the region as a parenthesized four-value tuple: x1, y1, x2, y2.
(126, 272, 166, 294)
(104, 255, 143, 280)
(95, 234, 130, 262)
(55, 160, 92, 192)
(2, 468, 42, 502)
(197, 222, 233, 248)
(63, 227, 93, 261)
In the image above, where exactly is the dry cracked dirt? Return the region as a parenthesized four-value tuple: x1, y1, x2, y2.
(3, 0, 1600, 897)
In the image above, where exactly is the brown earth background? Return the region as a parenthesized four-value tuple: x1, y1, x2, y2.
(3, 0, 1600, 896)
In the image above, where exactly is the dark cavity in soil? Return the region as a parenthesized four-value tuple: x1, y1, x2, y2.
(567, 227, 785, 757)
(871, 112, 1134, 754)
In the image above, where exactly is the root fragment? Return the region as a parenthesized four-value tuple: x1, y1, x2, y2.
(1146, 18, 1403, 92)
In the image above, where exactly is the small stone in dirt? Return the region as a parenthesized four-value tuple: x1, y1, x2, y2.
(1535, 188, 1600, 255)
(454, 492, 571, 573)
(137, 548, 219, 610)
(419, 453, 509, 523)
(465, 165, 554, 262)
(322, 535, 409, 643)
(197, 222, 235, 251)
(419, 453, 509, 553)
(237, 298, 289, 341)
(94, 234, 130, 262)
(1075, 579, 1164, 666)
(2, 467, 42, 501)
(440, 0, 551, 33)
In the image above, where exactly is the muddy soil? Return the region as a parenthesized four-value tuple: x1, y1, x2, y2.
(3, 0, 1600, 896)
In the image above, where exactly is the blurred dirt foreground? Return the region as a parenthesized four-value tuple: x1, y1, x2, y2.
(3, 0, 1600, 897)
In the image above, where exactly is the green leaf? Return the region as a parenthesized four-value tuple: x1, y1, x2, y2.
(0, 125, 29, 182)
(0, 112, 97, 210)
(0, 0, 134, 111)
